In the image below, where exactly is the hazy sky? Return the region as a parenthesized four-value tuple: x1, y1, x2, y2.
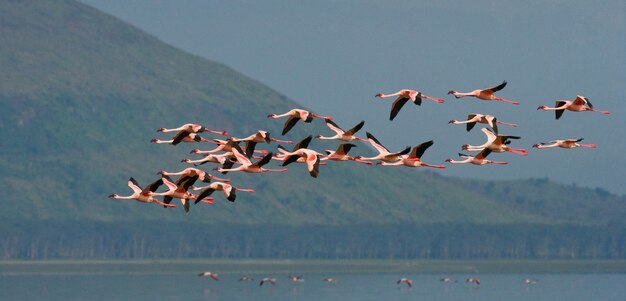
(80, 0, 625, 195)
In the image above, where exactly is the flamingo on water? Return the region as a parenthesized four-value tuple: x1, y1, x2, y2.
(397, 278, 413, 288)
(108, 177, 175, 208)
(321, 143, 373, 165)
(157, 123, 229, 136)
(448, 81, 519, 105)
(448, 113, 518, 134)
(191, 181, 254, 203)
(157, 167, 230, 184)
(462, 128, 528, 156)
(532, 138, 596, 149)
(445, 148, 508, 165)
(198, 271, 219, 281)
(316, 119, 367, 142)
(354, 132, 411, 163)
(267, 108, 332, 135)
(378, 140, 446, 168)
(375, 89, 445, 120)
(537, 95, 610, 119)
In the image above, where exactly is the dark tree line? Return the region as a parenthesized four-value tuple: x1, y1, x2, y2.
(1, 222, 625, 260)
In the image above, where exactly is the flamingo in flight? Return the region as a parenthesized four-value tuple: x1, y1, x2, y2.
(448, 113, 518, 134)
(354, 132, 411, 163)
(532, 138, 596, 149)
(537, 95, 610, 119)
(462, 128, 528, 156)
(231, 130, 292, 158)
(289, 275, 304, 282)
(322, 143, 372, 165)
(466, 278, 481, 285)
(157, 123, 229, 136)
(273, 136, 327, 166)
(181, 152, 235, 167)
(267, 108, 332, 135)
(108, 177, 175, 208)
(378, 140, 446, 168)
(445, 148, 508, 165)
(151, 175, 212, 213)
(317, 119, 367, 142)
(375, 89, 444, 121)
(150, 132, 212, 145)
(440, 277, 458, 283)
(158, 167, 230, 184)
(190, 139, 268, 158)
(259, 278, 276, 286)
(280, 147, 323, 178)
(191, 181, 254, 203)
(323, 277, 337, 283)
(214, 147, 287, 174)
(448, 81, 519, 105)
(198, 271, 219, 281)
(397, 278, 413, 288)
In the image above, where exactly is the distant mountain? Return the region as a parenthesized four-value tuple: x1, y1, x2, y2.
(1, 0, 624, 231)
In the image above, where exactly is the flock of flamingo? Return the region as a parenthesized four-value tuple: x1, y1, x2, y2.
(109, 80, 610, 211)
(197, 271, 539, 288)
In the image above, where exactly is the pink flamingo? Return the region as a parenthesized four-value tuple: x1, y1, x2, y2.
(322, 143, 373, 165)
(268, 108, 332, 135)
(157, 167, 230, 184)
(190, 181, 254, 203)
(317, 120, 367, 142)
(537, 95, 610, 119)
(213, 148, 288, 174)
(532, 138, 596, 149)
(397, 278, 413, 288)
(375, 89, 444, 120)
(378, 140, 446, 168)
(231, 130, 292, 158)
(108, 177, 175, 208)
(157, 123, 228, 136)
(150, 132, 211, 145)
(448, 113, 518, 134)
(462, 128, 528, 156)
(354, 132, 411, 163)
(448, 81, 519, 105)
(445, 148, 508, 165)
(198, 271, 219, 281)
(151, 175, 213, 213)
(259, 278, 276, 286)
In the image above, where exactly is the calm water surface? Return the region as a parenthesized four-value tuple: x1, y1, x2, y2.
(1, 262, 625, 301)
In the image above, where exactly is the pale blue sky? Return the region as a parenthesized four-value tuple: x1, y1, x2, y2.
(80, 0, 626, 194)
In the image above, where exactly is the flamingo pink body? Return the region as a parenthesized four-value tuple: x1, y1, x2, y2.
(448, 81, 519, 105)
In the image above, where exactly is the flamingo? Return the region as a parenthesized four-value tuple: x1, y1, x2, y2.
(466, 278, 481, 285)
(323, 277, 337, 283)
(150, 132, 211, 145)
(440, 277, 458, 283)
(231, 130, 292, 158)
(537, 95, 610, 119)
(157, 168, 230, 184)
(532, 138, 596, 149)
(316, 120, 367, 142)
(462, 128, 528, 156)
(523, 278, 539, 285)
(321, 143, 372, 165)
(157, 123, 229, 136)
(108, 177, 175, 208)
(273, 136, 327, 166)
(354, 132, 410, 163)
(267, 108, 332, 135)
(181, 152, 235, 166)
(191, 182, 254, 203)
(190, 139, 268, 158)
(448, 113, 518, 134)
(397, 278, 413, 288)
(198, 271, 219, 281)
(151, 175, 212, 213)
(239, 276, 254, 282)
(378, 140, 446, 168)
(375, 89, 445, 121)
(214, 148, 287, 174)
(259, 278, 276, 286)
(445, 148, 508, 165)
(448, 81, 519, 105)
(288, 275, 304, 282)
(280, 147, 322, 178)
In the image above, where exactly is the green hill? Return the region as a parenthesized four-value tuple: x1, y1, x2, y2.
(1, 0, 625, 259)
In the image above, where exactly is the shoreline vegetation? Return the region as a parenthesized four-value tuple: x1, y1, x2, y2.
(2, 259, 626, 274)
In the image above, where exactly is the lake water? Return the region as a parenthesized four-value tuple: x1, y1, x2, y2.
(1, 261, 625, 301)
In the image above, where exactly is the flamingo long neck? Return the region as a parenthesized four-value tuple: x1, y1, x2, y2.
(152, 139, 173, 144)
(447, 158, 472, 164)
(113, 194, 135, 200)
(271, 138, 293, 144)
(317, 135, 337, 140)
(493, 97, 520, 105)
(377, 91, 401, 99)
(161, 126, 185, 133)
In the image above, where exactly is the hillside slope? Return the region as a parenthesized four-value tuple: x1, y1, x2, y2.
(0, 0, 624, 226)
